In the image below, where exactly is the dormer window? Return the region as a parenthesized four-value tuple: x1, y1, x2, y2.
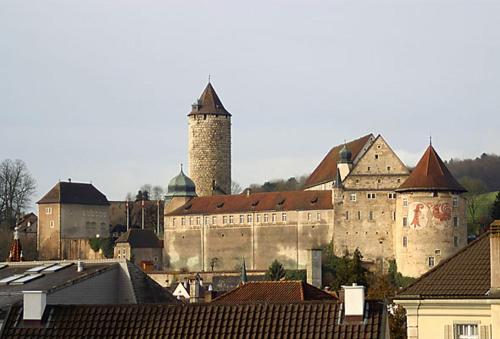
(217, 202, 224, 209)
(310, 197, 318, 204)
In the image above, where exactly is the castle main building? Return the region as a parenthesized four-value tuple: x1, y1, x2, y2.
(164, 83, 467, 278)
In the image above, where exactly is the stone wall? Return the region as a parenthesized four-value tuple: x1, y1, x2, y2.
(38, 203, 61, 260)
(188, 114, 231, 196)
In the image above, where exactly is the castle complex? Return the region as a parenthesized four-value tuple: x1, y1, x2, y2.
(163, 83, 467, 278)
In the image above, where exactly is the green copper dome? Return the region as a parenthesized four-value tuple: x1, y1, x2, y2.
(165, 167, 197, 198)
(338, 144, 352, 164)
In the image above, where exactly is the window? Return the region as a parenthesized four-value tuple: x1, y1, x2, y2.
(454, 236, 459, 247)
(403, 217, 408, 227)
(281, 213, 287, 222)
(317, 212, 321, 221)
(172, 218, 176, 226)
(367, 193, 376, 200)
(435, 249, 441, 256)
(453, 216, 459, 227)
(212, 216, 217, 225)
(223, 216, 228, 224)
(263, 214, 269, 223)
(387, 166, 391, 171)
(428, 256, 435, 268)
(247, 214, 253, 223)
(375, 154, 379, 160)
(45, 207, 52, 215)
(367, 166, 371, 171)
(345, 211, 349, 220)
(403, 237, 407, 247)
(403, 198, 408, 207)
(196, 217, 201, 225)
(239, 215, 244, 224)
(204, 217, 209, 225)
(350, 193, 357, 202)
(49, 220, 55, 228)
(392, 211, 396, 221)
(454, 324, 478, 339)
(307, 213, 312, 221)
(377, 179, 381, 184)
(272, 213, 276, 223)
(189, 217, 193, 226)
(357, 211, 361, 220)
(229, 215, 234, 224)
(453, 196, 459, 208)
(369, 211, 374, 221)
(181, 218, 185, 226)
(256, 214, 261, 222)
(388, 193, 396, 199)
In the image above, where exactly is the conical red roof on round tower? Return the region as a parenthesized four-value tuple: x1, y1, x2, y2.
(397, 145, 466, 193)
(8, 228, 23, 262)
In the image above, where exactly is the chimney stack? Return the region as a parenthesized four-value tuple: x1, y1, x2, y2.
(342, 283, 365, 322)
(190, 277, 201, 303)
(490, 220, 500, 294)
(23, 291, 47, 321)
(77, 260, 84, 272)
(307, 249, 322, 288)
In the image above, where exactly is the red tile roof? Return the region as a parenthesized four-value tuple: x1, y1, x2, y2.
(1, 301, 387, 338)
(212, 281, 338, 304)
(397, 145, 466, 193)
(37, 182, 109, 206)
(188, 82, 231, 116)
(304, 134, 373, 188)
(397, 232, 492, 298)
(166, 190, 332, 216)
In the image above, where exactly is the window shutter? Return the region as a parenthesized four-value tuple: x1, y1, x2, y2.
(444, 324, 452, 339)
(480, 325, 490, 339)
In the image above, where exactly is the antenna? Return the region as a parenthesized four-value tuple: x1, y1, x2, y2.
(208, 74, 211, 83)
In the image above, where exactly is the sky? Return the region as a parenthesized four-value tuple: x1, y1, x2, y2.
(1, 0, 499, 208)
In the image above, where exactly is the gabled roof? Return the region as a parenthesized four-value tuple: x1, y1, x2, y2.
(212, 281, 338, 304)
(304, 134, 374, 188)
(188, 82, 231, 116)
(166, 190, 332, 216)
(1, 301, 387, 338)
(396, 145, 466, 193)
(37, 182, 109, 206)
(116, 229, 162, 248)
(396, 233, 492, 298)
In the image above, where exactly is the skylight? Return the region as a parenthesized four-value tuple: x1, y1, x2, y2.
(9, 273, 44, 285)
(43, 262, 74, 273)
(0, 274, 27, 285)
(25, 263, 57, 274)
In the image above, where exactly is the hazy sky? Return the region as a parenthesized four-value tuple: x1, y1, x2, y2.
(1, 0, 499, 206)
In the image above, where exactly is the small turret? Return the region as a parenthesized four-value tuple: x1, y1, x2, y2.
(7, 227, 23, 262)
(240, 258, 248, 284)
(337, 143, 353, 181)
(164, 166, 197, 214)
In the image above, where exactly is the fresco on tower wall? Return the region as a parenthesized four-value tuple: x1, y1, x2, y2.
(408, 202, 452, 229)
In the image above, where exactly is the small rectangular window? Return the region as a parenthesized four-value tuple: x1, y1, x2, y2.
(453, 196, 459, 208)
(435, 249, 441, 256)
(271, 213, 276, 223)
(345, 211, 349, 220)
(229, 215, 234, 224)
(367, 193, 376, 200)
(307, 213, 312, 221)
(403, 198, 408, 207)
(454, 324, 478, 339)
(45, 207, 52, 215)
(256, 214, 261, 223)
(316, 212, 321, 221)
(454, 236, 459, 247)
(357, 211, 361, 220)
(369, 211, 374, 221)
(181, 218, 185, 226)
(428, 256, 435, 268)
(264, 214, 269, 223)
(212, 216, 217, 225)
(189, 217, 193, 226)
(223, 216, 228, 224)
(387, 166, 391, 171)
(367, 166, 371, 171)
(350, 193, 357, 202)
(453, 216, 459, 227)
(49, 220, 55, 228)
(403, 217, 408, 227)
(196, 217, 201, 225)
(388, 193, 396, 199)
(392, 211, 396, 221)
(281, 213, 287, 222)
(204, 217, 209, 225)
(239, 215, 244, 223)
(172, 218, 176, 226)
(375, 154, 379, 159)
(403, 236, 407, 247)
(247, 214, 252, 223)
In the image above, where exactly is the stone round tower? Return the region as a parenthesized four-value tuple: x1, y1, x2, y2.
(188, 82, 231, 197)
(394, 145, 467, 277)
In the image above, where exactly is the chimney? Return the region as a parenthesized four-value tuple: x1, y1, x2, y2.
(342, 283, 365, 322)
(77, 260, 84, 272)
(490, 220, 500, 294)
(306, 249, 322, 288)
(190, 278, 201, 303)
(23, 291, 47, 321)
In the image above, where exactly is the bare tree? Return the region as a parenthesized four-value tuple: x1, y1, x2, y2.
(151, 186, 165, 200)
(231, 180, 243, 194)
(0, 159, 36, 228)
